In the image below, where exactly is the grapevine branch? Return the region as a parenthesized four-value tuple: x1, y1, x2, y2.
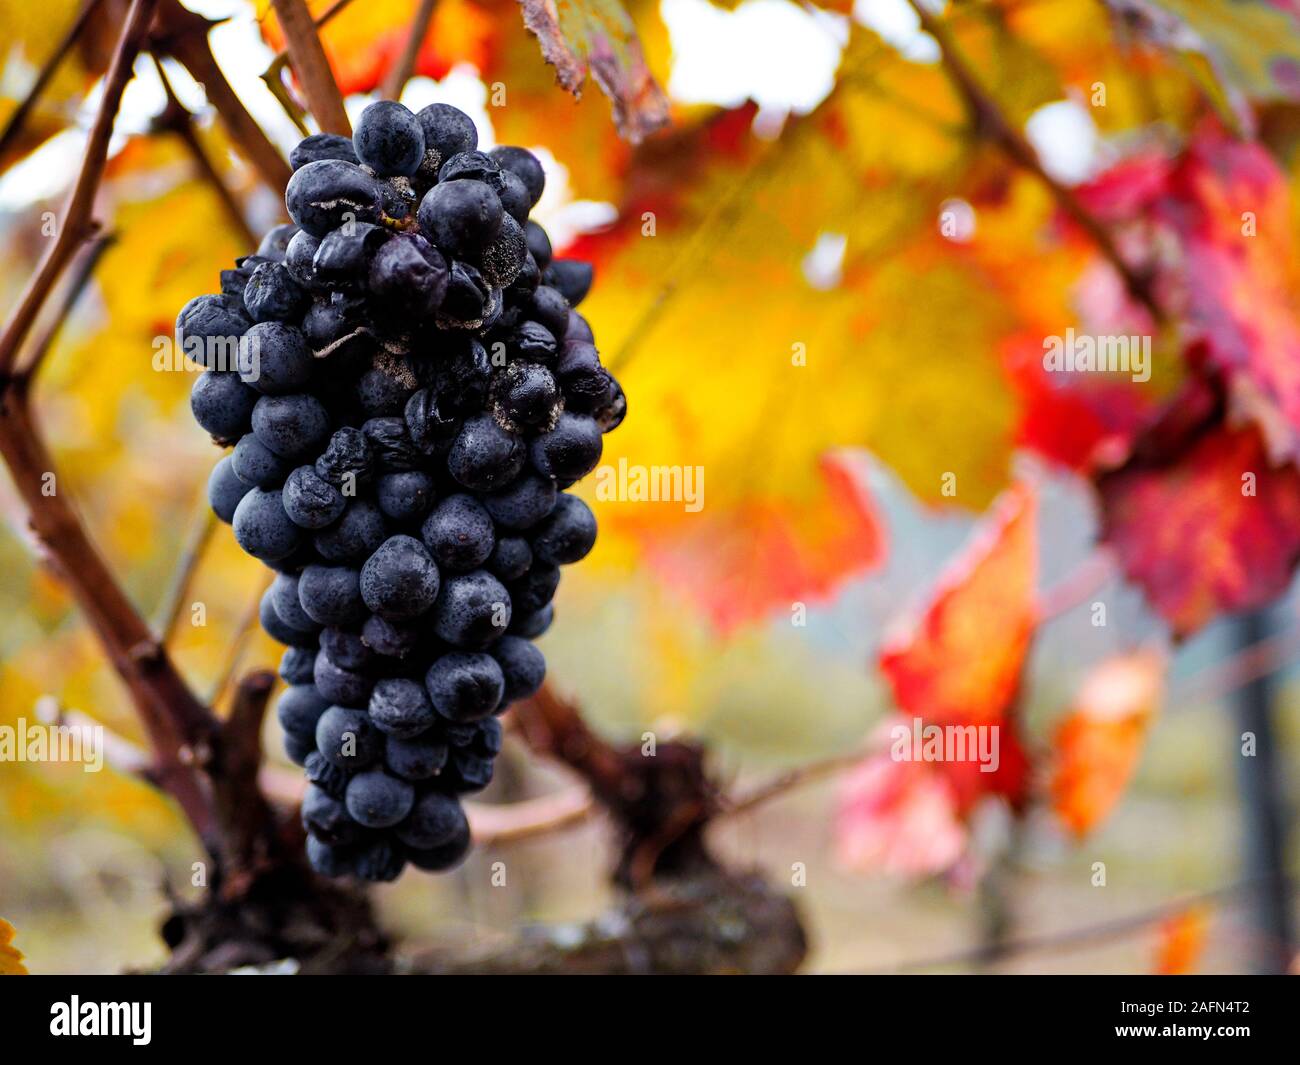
(269, 0, 352, 136)
(904, 0, 1161, 322)
(380, 0, 437, 102)
(261, 0, 358, 134)
(153, 0, 294, 193)
(871, 879, 1280, 974)
(0, 0, 109, 164)
(0, 0, 224, 849)
(16, 232, 115, 382)
(0, 0, 157, 381)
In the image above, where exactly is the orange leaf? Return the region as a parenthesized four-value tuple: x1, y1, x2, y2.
(617, 452, 885, 632)
(1154, 905, 1209, 975)
(879, 483, 1038, 727)
(1050, 649, 1165, 836)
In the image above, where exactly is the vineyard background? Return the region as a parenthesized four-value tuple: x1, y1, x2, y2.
(0, 0, 1297, 974)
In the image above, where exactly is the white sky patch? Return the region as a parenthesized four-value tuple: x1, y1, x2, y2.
(1025, 99, 1099, 185)
(540, 201, 620, 253)
(801, 231, 847, 290)
(0, 130, 84, 210)
(853, 0, 940, 62)
(661, 0, 845, 121)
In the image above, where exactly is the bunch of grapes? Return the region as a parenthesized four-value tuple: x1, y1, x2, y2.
(180, 101, 624, 881)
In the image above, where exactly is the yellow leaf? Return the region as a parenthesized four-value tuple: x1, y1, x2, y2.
(0, 918, 29, 974)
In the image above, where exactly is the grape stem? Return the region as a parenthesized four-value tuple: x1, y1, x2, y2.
(0, 0, 156, 380)
(261, 0, 359, 135)
(269, 0, 352, 137)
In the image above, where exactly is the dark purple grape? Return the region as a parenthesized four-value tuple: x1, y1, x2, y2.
(353, 100, 425, 177)
(544, 259, 593, 306)
(369, 677, 437, 738)
(431, 570, 510, 649)
(491, 635, 546, 704)
(530, 412, 602, 482)
(531, 493, 597, 564)
(395, 790, 466, 849)
(290, 132, 359, 171)
(283, 465, 347, 529)
(286, 159, 388, 237)
(483, 473, 556, 530)
(425, 651, 505, 722)
(243, 261, 308, 322)
(314, 499, 387, 563)
(233, 487, 302, 560)
(418, 179, 503, 258)
(208, 454, 251, 523)
(415, 104, 478, 171)
(368, 233, 448, 318)
(448, 415, 525, 491)
(360, 535, 440, 619)
(298, 564, 368, 627)
(420, 494, 495, 571)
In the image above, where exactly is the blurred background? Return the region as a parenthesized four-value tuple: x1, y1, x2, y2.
(1, 0, 1298, 974)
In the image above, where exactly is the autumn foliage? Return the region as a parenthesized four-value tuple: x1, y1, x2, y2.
(3, 0, 1299, 975)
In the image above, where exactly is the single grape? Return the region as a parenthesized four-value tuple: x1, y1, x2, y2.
(369, 677, 437, 738)
(431, 570, 511, 649)
(290, 132, 358, 171)
(353, 100, 425, 177)
(360, 535, 441, 619)
(191, 371, 257, 441)
(420, 494, 495, 571)
(208, 454, 251, 523)
(345, 768, 416, 828)
(425, 651, 505, 722)
(233, 487, 302, 561)
(491, 635, 546, 704)
(531, 494, 597, 564)
(417, 179, 503, 258)
(395, 790, 466, 849)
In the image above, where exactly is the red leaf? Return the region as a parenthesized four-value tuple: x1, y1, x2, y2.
(1098, 418, 1300, 637)
(1077, 125, 1300, 458)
